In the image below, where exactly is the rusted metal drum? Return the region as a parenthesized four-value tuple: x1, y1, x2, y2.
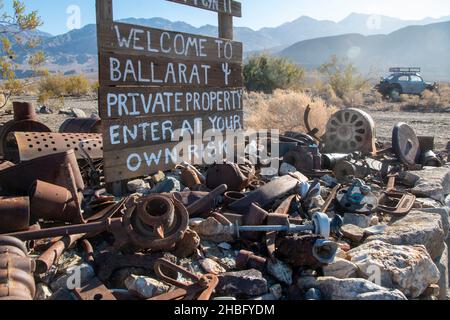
(0, 102, 51, 162)
(29, 180, 85, 224)
(59, 118, 102, 134)
(0, 236, 35, 300)
(0, 197, 30, 233)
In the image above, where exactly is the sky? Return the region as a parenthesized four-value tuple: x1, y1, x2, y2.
(4, 0, 450, 35)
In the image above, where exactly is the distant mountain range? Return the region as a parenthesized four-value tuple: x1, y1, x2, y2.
(279, 21, 450, 81)
(8, 13, 450, 79)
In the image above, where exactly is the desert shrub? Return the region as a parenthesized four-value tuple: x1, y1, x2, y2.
(244, 89, 337, 136)
(319, 55, 370, 101)
(38, 73, 91, 103)
(244, 54, 305, 94)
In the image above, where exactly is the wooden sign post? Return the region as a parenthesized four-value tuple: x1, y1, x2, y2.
(96, 0, 243, 186)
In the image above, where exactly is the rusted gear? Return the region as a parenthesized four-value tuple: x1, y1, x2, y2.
(206, 160, 255, 192)
(392, 122, 421, 166)
(123, 195, 189, 251)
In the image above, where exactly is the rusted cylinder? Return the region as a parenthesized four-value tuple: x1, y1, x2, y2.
(0, 197, 30, 233)
(187, 184, 228, 217)
(81, 239, 95, 264)
(136, 195, 175, 228)
(223, 192, 246, 207)
(35, 233, 84, 274)
(0, 235, 35, 300)
(236, 250, 266, 272)
(241, 203, 269, 241)
(180, 168, 202, 189)
(13, 102, 36, 121)
(29, 180, 85, 224)
(59, 118, 102, 134)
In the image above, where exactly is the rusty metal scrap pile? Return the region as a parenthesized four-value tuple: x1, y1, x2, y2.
(0, 102, 449, 301)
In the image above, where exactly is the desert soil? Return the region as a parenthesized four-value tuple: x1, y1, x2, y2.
(1, 97, 449, 150)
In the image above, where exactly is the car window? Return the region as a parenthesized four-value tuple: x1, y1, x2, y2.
(398, 75, 409, 81)
(410, 75, 422, 82)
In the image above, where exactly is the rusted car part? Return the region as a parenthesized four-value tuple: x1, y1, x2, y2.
(274, 194, 298, 216)
(229, 173, 308, 214)
(81, 239, 95, 264)
(282, 132, 316, 146)
(378, 176, 416, 216)
(59, 118, 102, 134)
(35, 234, 85, 274)
(283, 145, 323, 174)
(234, 212, 332, 239)
(0, 236, 35, 300)
(94, 252, 166, 282)
(421, 150, 442, 167)
(206, 161, 255, 192)
(73, 277, 116, 301)
(304, 104, 321, 141)
(178, 161, 206, 183)
(322, 153, 352, 170)
(275, 235, 338, 269)
(336, 179, 378, 214)
(12, 132, 103, 161)
(236, 250, 267, 272)
(241, 204, 269, 241)
(417, 136, 435, 152)
(392, 123, 421, 166)
(333, 160, 371, 181)
(223, 192, 246, 207)
(321, 184, 341, 213)
(323, 108, 376, 155)
(0, 102, 51, 161)
(151, 259, 218, 301)
(186, 184, 228, 217)
(0, 150, 84, 197)
(180, 167, 202, 188)
(4, 195, 189, 252)
(0, 197, 30, 233)
(29, 180, 85, 224)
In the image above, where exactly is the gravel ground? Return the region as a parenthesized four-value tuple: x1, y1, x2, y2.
(1, 97, 449, 150)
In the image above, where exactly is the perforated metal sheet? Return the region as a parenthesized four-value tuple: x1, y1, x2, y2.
(13, 132, 103, 161)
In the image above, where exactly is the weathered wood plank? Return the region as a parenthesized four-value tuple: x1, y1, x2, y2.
(101, 110, 244, 151)
(98, 86, 243, 119)
(98, 23, 242, 63)
(99, 52, 242, 87)
(166, 0, 242, 17)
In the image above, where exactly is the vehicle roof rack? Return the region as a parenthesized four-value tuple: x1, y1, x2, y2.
(389, 67, 421, 74)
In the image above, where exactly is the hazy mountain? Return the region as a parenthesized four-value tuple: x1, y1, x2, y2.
(280, 21, 450, 81)
(9, 13, 450, 77)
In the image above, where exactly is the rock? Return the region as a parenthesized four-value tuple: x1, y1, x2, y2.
(71, 108, 86, 118)
(341, 224, 365, 242)
(304, 288, 322, 300)
(348, 240, 440, 298)
(433, 244, 449, 300)
(365, 210, 446, 259)
(151, 171, 166, 184)
(50, 263, 95, 291)
(35, 283, 53, 300)
(216, 269, 268, 297)
(124, 275, 170, 299)
(49, 288, 76, 300)
(420, 207, 449, 239)
(190, 217, 234, 243)
(110, 267, 148, 289)
(323, 258, 358, 279)
(218, 243, 232, 250)
(279, 162, 297, 176)
(269, 284, 283, 300)
(309, 277, 407, 300)
(38, 105, 53, 114)
(421, 284, 440, 299)
(409, 167, 450, 202)
(344, 213, 372, 228)
(267, 258, 293, 285)
(151, 177, 181, 193)
(296, 276, 317, 290)
(127, 179, 148, 193)
(446, 194, 450, 208)
(200, 258, 226, 275)
(173, 229, 200, 258)
(416, 198, 445, 209)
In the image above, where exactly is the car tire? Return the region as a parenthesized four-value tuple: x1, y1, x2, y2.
(389, 87, 401, 102)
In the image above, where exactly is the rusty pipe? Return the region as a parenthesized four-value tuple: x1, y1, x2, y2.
(81, 239, 94, 264)
(35, 233, 85, 274)
(187, 184, 228, 217)
(0, 197, 30, 233)
(13, 102, 36, 121)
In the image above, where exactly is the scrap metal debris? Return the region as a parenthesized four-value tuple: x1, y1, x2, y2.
(0, 102, 449, 301)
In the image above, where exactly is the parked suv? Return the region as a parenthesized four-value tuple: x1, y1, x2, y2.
(376, 67, 437, 100)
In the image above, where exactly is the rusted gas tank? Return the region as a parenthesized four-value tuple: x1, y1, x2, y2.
(59, 118, 101, 134)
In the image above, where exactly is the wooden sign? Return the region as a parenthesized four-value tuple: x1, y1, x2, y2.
(96, 0, 243, 183)
(166, 0, 242, 17)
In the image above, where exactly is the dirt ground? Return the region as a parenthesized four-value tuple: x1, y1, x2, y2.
(1, 96, 449, 150)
